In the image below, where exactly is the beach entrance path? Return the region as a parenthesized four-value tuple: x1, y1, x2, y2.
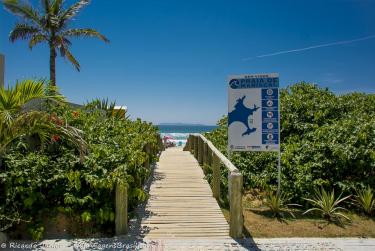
(138, 147, 230, 239)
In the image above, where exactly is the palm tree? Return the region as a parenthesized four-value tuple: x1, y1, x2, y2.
(3, 0, 109, 86)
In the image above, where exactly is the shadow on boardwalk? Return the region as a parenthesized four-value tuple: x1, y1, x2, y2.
(123, 148, 261, 250)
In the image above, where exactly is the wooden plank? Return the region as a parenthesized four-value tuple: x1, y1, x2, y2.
(139, 147, 230, 238)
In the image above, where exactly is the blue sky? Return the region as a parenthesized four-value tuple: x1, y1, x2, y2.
(1, 0, 374, 125)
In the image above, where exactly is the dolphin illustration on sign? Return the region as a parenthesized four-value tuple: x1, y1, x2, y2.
(228, 96, 260, 136)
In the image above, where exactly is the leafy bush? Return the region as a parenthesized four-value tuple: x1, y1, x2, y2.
(0, 92, 160, 238)
(205, 83, 375, 203)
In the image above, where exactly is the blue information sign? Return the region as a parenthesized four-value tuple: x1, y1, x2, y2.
(228, 73, 280, 152)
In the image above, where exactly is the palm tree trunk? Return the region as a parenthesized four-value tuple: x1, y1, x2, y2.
(49, 44, 56, 86)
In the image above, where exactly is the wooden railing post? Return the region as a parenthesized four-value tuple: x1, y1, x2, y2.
(229, 170, 243, 238)
(212, 153, 220, 200)
(206, 146, 211, 166)
(198, 137, 204, 164)
(144, 144, 150, 168)
(194, 136, 199, 159)
(203, 142, 208, 166)
(197, 137, 201, 163)
(115, 182, 128, 235)
(189, 134, 194, 152)
(184, 135, 190, 151)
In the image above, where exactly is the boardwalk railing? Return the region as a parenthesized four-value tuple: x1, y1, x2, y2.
(184, 134, 244, 238)
(115, 135, 163, 235)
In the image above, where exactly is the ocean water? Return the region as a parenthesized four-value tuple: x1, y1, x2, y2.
(158, 125, 218, 146)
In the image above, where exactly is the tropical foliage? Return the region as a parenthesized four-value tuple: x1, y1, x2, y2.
(0, 79, 84, 156)
(354, 186, 375, 216)
(85, 98, 128, 119)
(205, 83, 375, 204)
(263, 190, 299, 218)
(303, 187, 351, 222)
(0, 80, 160, 239)
(3, 0, 109, 85)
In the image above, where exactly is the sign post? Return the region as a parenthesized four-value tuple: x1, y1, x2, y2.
(228, 73, 281, 193)
(0, 54, 4, 88)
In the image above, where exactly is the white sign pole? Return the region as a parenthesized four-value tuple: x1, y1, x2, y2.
(227, 79, 232, 161)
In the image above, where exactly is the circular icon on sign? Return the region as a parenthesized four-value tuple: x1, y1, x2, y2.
(229, 79, 240, 89)
(267, 100, 273, 107)
(267, 134, 274, 140)
(267, 89, 273, 95)
(267, 111, 274, 118)
(267, 123, 274, 129)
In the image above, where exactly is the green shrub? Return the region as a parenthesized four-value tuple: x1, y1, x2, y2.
(205, 83, 375, 203)
(0, 101, 160, 239)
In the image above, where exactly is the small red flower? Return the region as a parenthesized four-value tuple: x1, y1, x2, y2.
(51, 135, 61, 142)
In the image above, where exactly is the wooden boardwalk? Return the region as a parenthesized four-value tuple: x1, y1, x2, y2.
(139, 147, 230, 239)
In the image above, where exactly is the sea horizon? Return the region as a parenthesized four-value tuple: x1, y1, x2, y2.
(157, 124, 218, 146)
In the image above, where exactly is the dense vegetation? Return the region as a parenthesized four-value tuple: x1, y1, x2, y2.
(205, 83, 375, 205)
(0, 81, 160, 239)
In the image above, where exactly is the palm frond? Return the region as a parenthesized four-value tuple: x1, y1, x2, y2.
(0, 110, 86, 155)
(52, 0, 64, 15)
(0, 80, 84, 156)
(9, 23, 41, 42)
(61, 46, 80, 71)
(3, 0, 42, 26)
(0, 79, 64, 130)
(0, 111, 45, 154)
(61, 0, 90, 20)
(62, 28, 109, 43)
(0, 86, 22, 126)
(14, 79, 47, 104)
(84, 98, 126, 119)
(41, 0, 51, 14)
(63, 37, 72, 46)
(29, 34, 48, 49)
